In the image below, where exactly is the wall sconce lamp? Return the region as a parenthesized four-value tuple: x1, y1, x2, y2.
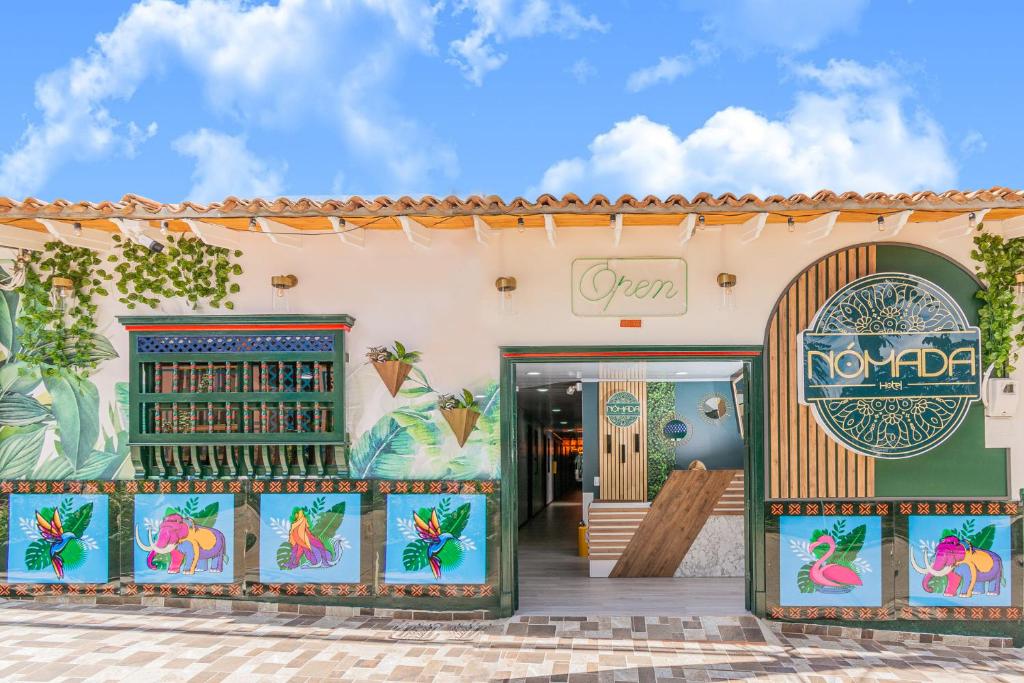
(717, 272, 737, 311)
(271, 274, 298, 312)
(496, 275, 517, 316)
(49, 276, 74, 313)
(877, 215, 886, 231)
(787, 216, 796, 233)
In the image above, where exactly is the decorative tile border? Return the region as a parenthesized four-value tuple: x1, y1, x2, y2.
(251, 479, 369, 494)
(249, 583, 371, 598)
(766, 603, 884, 623)
(124, 480, 245, 494)
(897, 501, 1019, 516)
(123, 583, 244, 597)
(768, 501, 890, 517)
(0, 583, 119, 597)
(376, 584, 494, 598)
(0, 481, 117, 495)
(899, 606, 1022, 621)
(376, 480, 497, 494)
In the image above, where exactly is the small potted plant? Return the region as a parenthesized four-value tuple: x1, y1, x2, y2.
(438, 390, 480, 447)
(366, 341, 421, 396)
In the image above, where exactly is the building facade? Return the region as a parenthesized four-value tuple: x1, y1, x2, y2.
(0, 190, 1021, 634)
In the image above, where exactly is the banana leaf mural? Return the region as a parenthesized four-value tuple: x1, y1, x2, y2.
(0, 266, 129, 480)
(348, 363, 499, 480)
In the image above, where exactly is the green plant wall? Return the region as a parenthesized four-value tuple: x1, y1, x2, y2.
(646, 381, 675, 500)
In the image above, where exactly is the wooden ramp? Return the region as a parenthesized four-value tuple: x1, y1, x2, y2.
(609, 469, 736, 578)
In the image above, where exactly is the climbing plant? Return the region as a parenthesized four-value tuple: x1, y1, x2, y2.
(971, 228, 1024, 376)
(16, 242, 113, 372)
(110, 233, 242, 310)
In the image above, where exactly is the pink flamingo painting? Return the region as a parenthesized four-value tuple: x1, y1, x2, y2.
(807, 534, 862, 593)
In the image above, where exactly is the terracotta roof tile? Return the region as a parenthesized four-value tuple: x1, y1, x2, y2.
(0, 188, 1022, 222)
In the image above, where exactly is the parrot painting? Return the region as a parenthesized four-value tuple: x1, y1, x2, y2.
(412, 509, 456, 579)
(35, 509, 76, 580)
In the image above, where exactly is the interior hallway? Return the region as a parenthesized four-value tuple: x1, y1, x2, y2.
(517, 490, 747, 616)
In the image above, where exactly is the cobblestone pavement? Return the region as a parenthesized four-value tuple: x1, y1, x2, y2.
(0, 602, 1021, 682)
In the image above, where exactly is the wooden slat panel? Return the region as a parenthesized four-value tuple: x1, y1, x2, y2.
(766, 245, 878, 499)
(598, 380, 647, 501)
(610, 470, 735, 577)
(815, 259, 827, 497)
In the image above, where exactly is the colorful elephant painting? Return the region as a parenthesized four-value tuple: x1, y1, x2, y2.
(911, 535, 1002, 598)
(908, 515, 1012, 607)
(132, 494, 234, 584)
(135, 513, 227, 575)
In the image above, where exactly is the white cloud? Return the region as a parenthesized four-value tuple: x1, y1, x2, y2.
(627, 57, 693, 92)
(960, 130, 987, 157)
(792, 59, 897, 91)
(338, 50, 459, 186)
(536, 60, 955, 197)
(173, 129, 284, 202)
(626, 43, 717, 92)
(568, 58, 596, 84)
(449, 1, 608, 85)
(0, 0, 454, 198)
(689, 0, 870, 54)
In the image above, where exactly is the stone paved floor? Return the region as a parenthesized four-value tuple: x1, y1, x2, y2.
(0, 602, 1021, 682)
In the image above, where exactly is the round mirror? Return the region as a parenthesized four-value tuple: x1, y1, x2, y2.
(700, 393, 729, 422)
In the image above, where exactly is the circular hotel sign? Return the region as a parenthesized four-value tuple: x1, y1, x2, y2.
(798, 273, 982, 459)
(605, 391, 641, 428)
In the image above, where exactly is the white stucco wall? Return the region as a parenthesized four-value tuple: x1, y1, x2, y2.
(5, 217, 1021, 484)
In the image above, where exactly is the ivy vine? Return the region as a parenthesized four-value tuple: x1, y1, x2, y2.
(971, 228, 1024, 377)
(16, 242, 113, 373)
(110, 233, 243, 310)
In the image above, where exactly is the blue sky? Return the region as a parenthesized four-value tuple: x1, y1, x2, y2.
(1, 1, 1021, 202)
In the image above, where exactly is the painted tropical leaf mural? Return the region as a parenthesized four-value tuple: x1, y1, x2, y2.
(348, 416, 417, 478)
(0, 264, 129, 480)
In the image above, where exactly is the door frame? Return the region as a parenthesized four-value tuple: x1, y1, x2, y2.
(498, 345, 765, 617)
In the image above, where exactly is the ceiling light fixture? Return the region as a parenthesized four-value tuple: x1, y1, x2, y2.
(552, 408, 561, 413)
(675, 371, 689, 376)
(537, 387, 548, 393)
(527, 371, 540, 376)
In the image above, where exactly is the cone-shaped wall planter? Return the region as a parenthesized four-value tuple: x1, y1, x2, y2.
(373, 360, 413, 397)
(440, 407, 480, 447)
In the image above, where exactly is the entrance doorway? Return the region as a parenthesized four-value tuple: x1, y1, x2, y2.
(502, 348, 762, 616)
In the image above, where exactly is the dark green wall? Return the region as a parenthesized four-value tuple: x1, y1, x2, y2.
(872, 245, 1007, 497)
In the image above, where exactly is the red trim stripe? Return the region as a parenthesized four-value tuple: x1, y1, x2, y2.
(125, 323, 350, 332)
(503, 350, 759, 359)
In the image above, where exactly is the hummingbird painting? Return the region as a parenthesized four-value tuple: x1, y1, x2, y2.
(35, 509, 75, 580)
(412, 509, 456, 579)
